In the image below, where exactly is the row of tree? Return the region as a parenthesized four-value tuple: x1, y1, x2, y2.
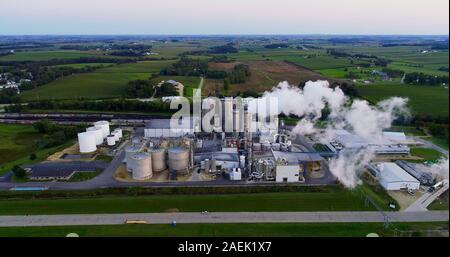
(403, 72, 449, 86)
(6, 99, 172, 114)
(124, 79, 178, 98)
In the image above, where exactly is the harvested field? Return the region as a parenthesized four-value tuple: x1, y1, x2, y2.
(204, 61, 341, 95)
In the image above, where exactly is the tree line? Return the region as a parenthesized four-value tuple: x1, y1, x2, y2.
(403, 72, 449, 86)
(5, 99, 172, 114)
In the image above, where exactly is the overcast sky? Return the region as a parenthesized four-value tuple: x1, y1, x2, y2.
(0, 0, 448, 35)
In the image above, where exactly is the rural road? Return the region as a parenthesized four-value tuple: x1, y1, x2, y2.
(413, 137, 449, 157)
(0, 211, 448, 227)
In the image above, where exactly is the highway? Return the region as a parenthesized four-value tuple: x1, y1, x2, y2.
(0, 211, 447, 227)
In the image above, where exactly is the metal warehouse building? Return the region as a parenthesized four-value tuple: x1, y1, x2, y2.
(144, 119, 197, 138)
(375, 162, 420, 191)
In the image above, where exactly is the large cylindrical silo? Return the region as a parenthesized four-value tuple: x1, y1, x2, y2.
(86, 126, 104, 145)
(125, 145, 141, 172)
(168, 147, 189, 175)
(130, 152, 152, 180)
(151, 148, 167, 173)
(78, 132, 97, 153)
(94, 121, 110, 139)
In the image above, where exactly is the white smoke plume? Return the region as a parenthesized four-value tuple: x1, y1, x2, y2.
(263, 81, 410, 188)
(328, 148, 375, 188)
(424, 158, 449, 180)
(261, 80, 347, 119)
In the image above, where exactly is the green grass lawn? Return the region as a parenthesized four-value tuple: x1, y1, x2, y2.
(0, 190, 375, 215)
(0, 222, 446, 237)
(427, 137, 449, 150)
(410, 148, 445, 162)
(428, 190, 449, 211)
(20, 60, 176, 101)
(68, 171, 102, 182)
(357, 82, 449, 118)
(0, 124, 41, 169)
(0, 124, 76, 176)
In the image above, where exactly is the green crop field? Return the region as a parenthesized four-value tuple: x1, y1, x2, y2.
(0, 222, 446, 237)
(0, 51, 106, 61)
(0, 191, 374, 215)
(357, 82, 449, 118)
(20, 72, 151, 100)
(20, 60, 175, 101)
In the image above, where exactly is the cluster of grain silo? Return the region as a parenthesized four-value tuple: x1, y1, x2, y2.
(125, 137, 192, 180)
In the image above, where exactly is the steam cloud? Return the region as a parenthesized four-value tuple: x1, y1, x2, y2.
(263, 81, 410, 188)
(423, 158, 449, 180)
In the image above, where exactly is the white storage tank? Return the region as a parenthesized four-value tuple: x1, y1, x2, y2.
(107, 135, 116, 146)
(168, 147, 189, 173)
(78, 132, 97, 153)
(114, 128, 123, 139)
(111, 131, 120, 142)
(204, 159, 211, 172)
(94, 121, 110, 139)
(151, 148, 167, 173)
(240, 155, 246, 168)
(86, 126, 104, 145)
(130, 153, 152, 180)
(125, 145, 141, 172)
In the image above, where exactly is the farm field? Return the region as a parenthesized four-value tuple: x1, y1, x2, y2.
(357, 82, 449, 118)
(0, 191, 375, 215)
(0, 50, 106, 62)
(20, 60, 175, 101)
(0, 222, 446, 237)
(204, 60, 339, 95)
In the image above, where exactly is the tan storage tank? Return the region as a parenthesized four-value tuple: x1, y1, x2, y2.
(125, 145, 141, 172)
(130, 152, 152, 180)
(168, 147, 189, 174)
(151, 148, 167, 173)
